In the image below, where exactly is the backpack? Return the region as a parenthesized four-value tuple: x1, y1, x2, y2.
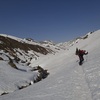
(75, 48, 79, 55)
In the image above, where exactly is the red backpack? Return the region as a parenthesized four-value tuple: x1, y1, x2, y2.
(79, 50, 86, 54)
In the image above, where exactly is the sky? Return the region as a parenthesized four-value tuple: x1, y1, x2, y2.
(0, 0, 100, 43)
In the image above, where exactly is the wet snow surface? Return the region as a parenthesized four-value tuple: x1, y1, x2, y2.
(0, 30, 100, 100)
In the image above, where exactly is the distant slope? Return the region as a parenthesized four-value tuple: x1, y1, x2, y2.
(0, 34, 54, 95)
(0, 35, 50, 54)
(0, 34, 54, 68)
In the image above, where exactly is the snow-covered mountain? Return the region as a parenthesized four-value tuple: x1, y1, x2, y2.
(0, 33, 67, 95)
(0, 34, 61, 67)
(0, 34, 61, 95)
(0, 30, 100, 100)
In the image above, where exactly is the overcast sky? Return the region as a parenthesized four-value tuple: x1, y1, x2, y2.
(0, 0, 100, 43)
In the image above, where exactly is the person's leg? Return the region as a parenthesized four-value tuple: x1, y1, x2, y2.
(79, 55, 83, 65)
(81, 55, 84, 61)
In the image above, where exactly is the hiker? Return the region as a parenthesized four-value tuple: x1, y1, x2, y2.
(75, 48, 88, 65)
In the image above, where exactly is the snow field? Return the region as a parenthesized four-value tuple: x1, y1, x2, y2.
(0, 30, 100, 100)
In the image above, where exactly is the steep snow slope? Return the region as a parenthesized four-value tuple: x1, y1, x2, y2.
(0, 30, 100, 100)
(0, 34, 53, 95)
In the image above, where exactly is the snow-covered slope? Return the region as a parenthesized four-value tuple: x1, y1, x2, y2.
(0, 34, 55, 95)
(0, 30, 100, 100)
